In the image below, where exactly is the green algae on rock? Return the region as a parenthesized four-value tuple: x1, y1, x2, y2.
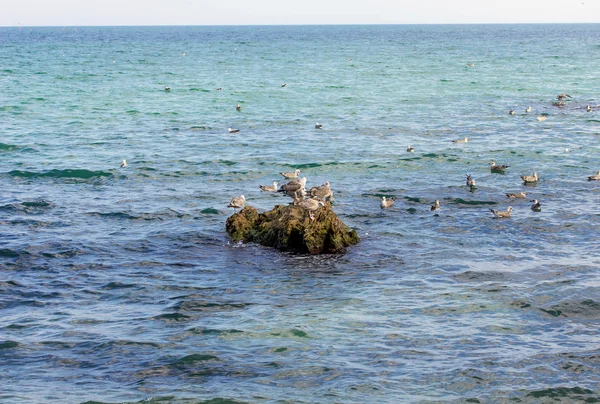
(225, 203, 359, 254)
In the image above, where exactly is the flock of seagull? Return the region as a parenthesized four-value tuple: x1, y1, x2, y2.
(228, 168, 333, 220)
(222, 93, 598, 220)
(149, 89, 598, 221)
(401, 94, 599, 218)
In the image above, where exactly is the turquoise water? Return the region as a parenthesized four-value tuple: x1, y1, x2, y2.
(1, 24, 600, 403)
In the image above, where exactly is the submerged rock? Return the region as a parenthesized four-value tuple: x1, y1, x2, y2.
(226, 203, 359, 254)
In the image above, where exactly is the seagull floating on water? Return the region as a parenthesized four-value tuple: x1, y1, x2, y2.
(228, 128, 240, 133)
(525, 106, 532, 113)
(587, 105, 592, 112)
(228, 195, 245, 209)
(490, 162, 509, 172)
(490, 206, 513, 218)
(380, 196, 395, 209)
(315, 122, 322, 129)
(120, 159, 127, 168)
(506, 192, 526, 199)
(556, 93, 572, 101)
(281, 83, 287, 87)
(509, 109, 515, 115)
(182, 52, 186, 56)
(530, 199, 542, 212)
(453, 137, 468, 144)
(216, 87, 222, 91)
(259, 181, 278, 192)
(521, 172, 538, 183)
(431, 200, 440, 211)
(587, 170, 600, 181)
(236, 104, 241, 111)
(407, 145, 414, 152)
(536, 116, 547, 122)
(164, 86, 171, 92)
(466, 174, 476, 188)
(280, 169, 300, 179)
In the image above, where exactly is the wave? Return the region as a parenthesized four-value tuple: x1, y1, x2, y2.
(170, 354, 221, 367)
(172, 300, 252, 312)
(102, 282, 136, 290)
(0, 199, 54, 214)
(200, 208, 219, 214)
(152, 313, 192, 322)
(0, 143, 19, 151)
(452, 198, 497, 206)
(294, 162, 323, 169)
(89, 209, 190, 221)
(0, 249, 22, 258)
(7, 169, 113, 179)
(0, 341, 20, 350)
(539, 299, 600, 319)
(186, 327, 244, 336)
(526, 386, 595, 400)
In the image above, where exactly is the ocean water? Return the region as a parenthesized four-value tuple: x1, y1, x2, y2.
(1, 24, 600, 403)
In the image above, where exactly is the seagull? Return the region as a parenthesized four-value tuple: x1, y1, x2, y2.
(587, 105, 592, 112)
(182, 52, 186, 56)
(453, 137, 468, 144)
(295, 197, 324, 212)
(309, 181, 334, 201)
(279, 177, 307, 197)
(530, 199, 541, 212)
(509, 109, 515, 115)
(228, 195, 245, 209)
(521, 172, 538, 183)
(587, 170, 600, 180)
(525, 106, 532, 113)
(294, 198, 325, 220)
(380, 196, 395, 209)
(228, 128, 240, 133)
(236, 104, 241, 111)
(490, 206, 513, 218)
(407, 145, 414, 152)
(280, 169, 300, 179)
(216, 87, 222, 91)
(281, 83, 287, 87)
(120, 159, 127, 168)
(556, 93, 572, 101)
(536, 116, 547, 122)
(315, 122, 322, 129)
(467, 63, 475, 67)
(431, 200, 440, 211)
(164, 86, 171, 92)
(466, 174, 476, 188)
(490, 162, 509, 172)
(506, 192, 527, 199)
(259, 181, 278, 192)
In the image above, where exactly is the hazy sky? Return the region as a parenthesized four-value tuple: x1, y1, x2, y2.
(2, 0, 598, 26)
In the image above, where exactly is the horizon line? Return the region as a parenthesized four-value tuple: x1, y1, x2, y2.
(2, 21, 600, 28)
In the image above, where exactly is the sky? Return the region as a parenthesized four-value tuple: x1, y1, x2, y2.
(2, 0, 598, 26)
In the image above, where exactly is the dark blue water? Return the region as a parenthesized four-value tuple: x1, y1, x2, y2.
(1, 24, 600, 403)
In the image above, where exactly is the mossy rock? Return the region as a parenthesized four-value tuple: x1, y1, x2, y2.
(225, 203, 359, 254)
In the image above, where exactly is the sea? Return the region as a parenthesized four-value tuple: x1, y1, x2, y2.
(1, 24, 600, 403)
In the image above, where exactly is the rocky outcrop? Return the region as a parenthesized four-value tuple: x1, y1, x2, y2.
(226, 203, 359, 254)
